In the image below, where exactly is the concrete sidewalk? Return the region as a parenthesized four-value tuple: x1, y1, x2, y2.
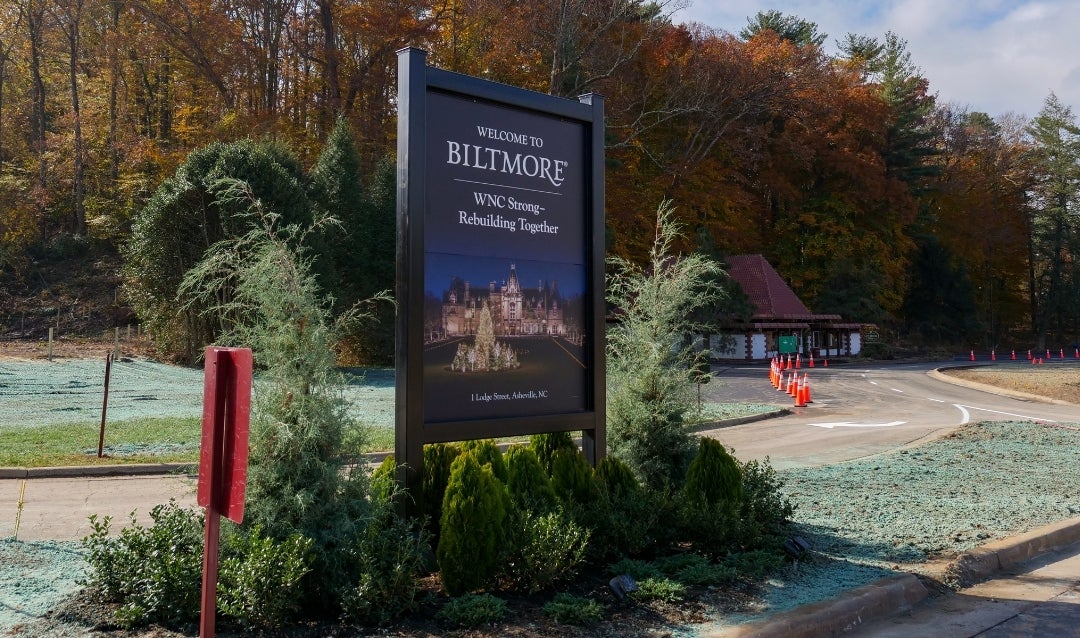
(1, 467, 196, 541)
(709, 517, 1080, 637)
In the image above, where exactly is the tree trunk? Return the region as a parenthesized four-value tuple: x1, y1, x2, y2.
(63, 0, 87, 235)
(318, 0, 342, 129)
(27, 0, 48, 241)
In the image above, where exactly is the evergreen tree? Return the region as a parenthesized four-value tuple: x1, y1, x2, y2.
(1025, 93, 1080, 346)
(178, 177, 379, 608)
(606, 201, 725, 489)
(124, 139, 315, 362)
(901, 236, 981, 345)
(739, 10, 826, 47)
(310, 117, 367, 314)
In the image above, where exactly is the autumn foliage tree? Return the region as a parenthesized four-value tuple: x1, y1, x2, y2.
(0, 0, 1071, 351)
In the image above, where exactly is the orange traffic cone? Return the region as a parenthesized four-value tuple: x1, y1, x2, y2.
(1061, 349, 1065, 359)
(991, 350, 996, 361)
(788, 373, 798, 397)
(809, 353, 815, 368)
(794, 376, 806, 407)
(795, 353, 801, 369)
(802, 373, 813, 403)
(1011, 350, 1016, 360)
(786, 355, 792, 370)
(970, 350, 975, 361)
(823, 358, 828, 368)
(780, 371, 790, 392)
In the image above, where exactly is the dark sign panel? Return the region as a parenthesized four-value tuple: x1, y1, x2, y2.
(423, 91, 588, 422)
(396, 48, 605, 500)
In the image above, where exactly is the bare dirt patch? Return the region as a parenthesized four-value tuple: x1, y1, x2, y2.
(940, 364, 1080, 404)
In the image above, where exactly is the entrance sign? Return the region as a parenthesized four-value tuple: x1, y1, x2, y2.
(395, 48, 606, 498)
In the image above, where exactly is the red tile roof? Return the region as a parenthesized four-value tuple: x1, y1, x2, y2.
(725, 254, 816, 320)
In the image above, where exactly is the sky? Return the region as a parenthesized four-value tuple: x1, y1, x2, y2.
(675, 1, 1080, 121)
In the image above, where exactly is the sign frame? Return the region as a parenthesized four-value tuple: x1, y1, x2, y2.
(395, 48, 606, 499)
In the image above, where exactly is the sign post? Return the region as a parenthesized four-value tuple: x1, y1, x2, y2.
(196, 347, 253, 637)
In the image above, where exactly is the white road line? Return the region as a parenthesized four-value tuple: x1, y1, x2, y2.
(954, 404, 971, 424)
(955, 404, 1057, 423)
(892, 388, 904, 393)
(868, 380, 879, 385)
(928, 398, 946, 403)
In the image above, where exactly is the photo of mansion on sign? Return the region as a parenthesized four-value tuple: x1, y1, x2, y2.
(439, 263, 581, 340)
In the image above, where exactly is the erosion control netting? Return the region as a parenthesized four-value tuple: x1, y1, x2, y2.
(699, 420, 1080, 629)
(0, 359, 204, 427)
(0, 359, 397, 430)
(0, 540, 85, 634)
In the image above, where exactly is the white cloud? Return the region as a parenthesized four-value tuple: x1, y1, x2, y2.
(676, 0, 1080, 119)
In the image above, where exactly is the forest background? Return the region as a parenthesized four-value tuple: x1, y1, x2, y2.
(0, 0, 1077, 362)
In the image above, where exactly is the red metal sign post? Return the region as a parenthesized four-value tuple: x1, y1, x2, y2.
(196, 347, 253, 637)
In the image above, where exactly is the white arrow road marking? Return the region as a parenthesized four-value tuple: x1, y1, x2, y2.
(808, 421, 907, 429)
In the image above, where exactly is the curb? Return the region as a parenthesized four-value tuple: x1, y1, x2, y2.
(0, 463, 196, 479)
(0, 410, 790, 480)
(711, 515, 1080, 638)
(708, 574, 929, 638)
(945, 516, 1080, 588)
(927, 367, 1077, 406)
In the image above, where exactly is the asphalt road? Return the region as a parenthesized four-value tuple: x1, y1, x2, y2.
(701, 360, 1080, 469)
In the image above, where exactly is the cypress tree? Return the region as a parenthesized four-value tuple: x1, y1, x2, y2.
(437, 455, 510, 596)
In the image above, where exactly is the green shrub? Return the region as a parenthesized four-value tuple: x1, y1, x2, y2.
(370, 454, 397, 502)
(550, 447, 597, 505)
(683, 437, 743, 507)
(81, 501, 204, 628)
(723, 548, 786, 580)
(461, 438, 508, 483)
(505, 445, 557, 513)
(82, 503, 326, 630)
(654, 553, 737, 586)
(740, 457, 795, 546)
(436, 593, 508, 628)
(632, 577, 687, 603)
(675, 496, 740, 554)
(341, 502, 431, 626)
(595, 456, 643, 499)
(437, 454, 511, 595)
(506, 510, 590, 593)
(420, 443, 461, 538)
(606, 558, 662, 581)
(591, 457, 662, 559)
(529, 431, 577, 474)
(859, 341, 894, 359)
(543, 593, 604, 625)
(218, 527, 314, 628)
